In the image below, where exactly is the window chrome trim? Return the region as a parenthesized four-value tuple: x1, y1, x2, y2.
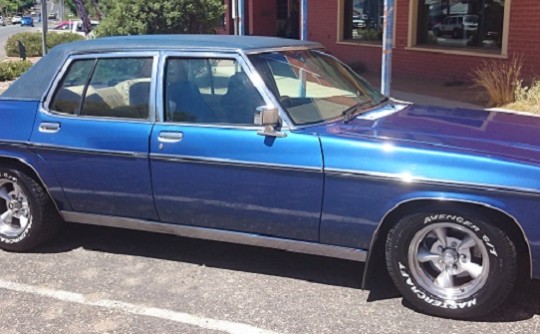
(61, 210, 366, 262)
(41, 52, 161, 122)
(151, 153, 322, 173)
(238, 50, 294, 129)
(157, 51, 285, 129)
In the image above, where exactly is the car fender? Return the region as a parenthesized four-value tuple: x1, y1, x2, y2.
(362, 189, 534, 289)
(0, 145, 71, 213)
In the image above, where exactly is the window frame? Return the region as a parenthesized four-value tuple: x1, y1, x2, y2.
(407, 0, 512, 58)
(337, 0, 397, 47)
(157, 51, 280, 128)
(43, 52, 160, 122)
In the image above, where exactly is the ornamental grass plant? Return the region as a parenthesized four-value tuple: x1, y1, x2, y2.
(470, 54, 523, 107)
(506, 79, 540, 114)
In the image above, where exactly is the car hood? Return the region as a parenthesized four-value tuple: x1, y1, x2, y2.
(316, 103, 540, 165)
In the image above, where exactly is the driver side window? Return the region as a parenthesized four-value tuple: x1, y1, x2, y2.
(164, 57, 265, 125)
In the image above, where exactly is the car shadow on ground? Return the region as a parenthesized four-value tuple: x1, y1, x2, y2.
(38, 223, 540, 322)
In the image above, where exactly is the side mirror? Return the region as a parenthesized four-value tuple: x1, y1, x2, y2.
(254, 106, 286, 138)
(254, 106, 279, 126)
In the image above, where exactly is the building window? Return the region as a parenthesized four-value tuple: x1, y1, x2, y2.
(343, 0, 384, 43)
(416, 0, 505, 52)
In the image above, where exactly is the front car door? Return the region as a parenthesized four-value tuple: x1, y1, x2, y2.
(30, 53, 158, 220)
(150, 52, 323, 241)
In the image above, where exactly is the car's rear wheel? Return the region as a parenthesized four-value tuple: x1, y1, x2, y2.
(385, 207, 517, 319)
(0, 168, 60, 251)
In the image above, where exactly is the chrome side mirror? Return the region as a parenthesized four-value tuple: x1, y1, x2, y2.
(254, 106, 286, 138)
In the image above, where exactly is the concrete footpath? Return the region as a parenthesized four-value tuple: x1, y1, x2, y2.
(392, 89, 482, 109)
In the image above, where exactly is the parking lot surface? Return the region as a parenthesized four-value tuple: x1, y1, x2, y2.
(1, 223, 540, 333)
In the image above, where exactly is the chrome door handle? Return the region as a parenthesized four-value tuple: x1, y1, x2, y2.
(39, 122, 61, 133)
(158, 131, 184, 143)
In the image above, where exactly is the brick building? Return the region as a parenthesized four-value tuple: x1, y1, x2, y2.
(220, 1, 539, 82)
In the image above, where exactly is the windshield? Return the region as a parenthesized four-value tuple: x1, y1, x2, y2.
(249, 50, 386, 125)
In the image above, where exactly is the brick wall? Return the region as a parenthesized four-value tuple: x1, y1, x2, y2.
(308, 0, 540, 83)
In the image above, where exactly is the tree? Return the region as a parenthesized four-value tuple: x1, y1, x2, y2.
(95, 0, 225, 37)
(0, 0, 34, 15)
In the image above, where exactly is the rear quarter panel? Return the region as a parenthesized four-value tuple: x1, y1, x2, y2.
(0, 100, 71, 211)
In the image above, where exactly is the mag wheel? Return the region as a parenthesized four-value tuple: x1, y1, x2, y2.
(385, 207, 517, 319)
(0, 168, 60, 251)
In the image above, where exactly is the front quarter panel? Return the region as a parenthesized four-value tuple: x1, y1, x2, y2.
(318, 130, 540, 278)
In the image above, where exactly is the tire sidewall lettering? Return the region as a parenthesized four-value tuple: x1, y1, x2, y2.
(398, 261, 478, 309)
(423, 213, 498, 257)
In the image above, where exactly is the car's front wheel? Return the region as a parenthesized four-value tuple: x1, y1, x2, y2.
(0, 168, 60, 251)
(385, 207, 517, 319)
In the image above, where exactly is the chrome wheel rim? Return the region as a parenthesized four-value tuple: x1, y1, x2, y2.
(0, 179, 31, 238)
(408, 222, 489, 300)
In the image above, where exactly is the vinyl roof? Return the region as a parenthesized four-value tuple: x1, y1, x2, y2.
(58, 34, 323, 54)
(1, 35, 323, 101)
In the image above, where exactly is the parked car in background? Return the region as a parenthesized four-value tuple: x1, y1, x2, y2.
(433, 14, 479, 38)
(0, 16, 6, 26)
(20, 16, 34, 27)
(1, 35, 540, 320)
(352, 14, 368, 29)
(11, 15, 21, 24)
(49, 20, 99, 36)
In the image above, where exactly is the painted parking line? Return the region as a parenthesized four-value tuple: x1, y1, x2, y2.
(0, 279, 282, 334)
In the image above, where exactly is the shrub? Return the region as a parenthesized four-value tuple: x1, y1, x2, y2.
(5, 32, 84, 57)
(506, 79, 540, 114)
(470, 54, 523, 107)
(0, 60, 33, 81)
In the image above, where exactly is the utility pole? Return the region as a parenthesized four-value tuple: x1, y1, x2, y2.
(300, 0, 308, 40)
(41, 0, 48, 55)
(380, 0, 395, 96)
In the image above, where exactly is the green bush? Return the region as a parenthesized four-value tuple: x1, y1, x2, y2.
(5, 32, 84, 57)
(0, 60, 33, 81)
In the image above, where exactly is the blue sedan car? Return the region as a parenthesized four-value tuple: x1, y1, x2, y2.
(20, 16, 33, 27)
(0, 35, 538, 319)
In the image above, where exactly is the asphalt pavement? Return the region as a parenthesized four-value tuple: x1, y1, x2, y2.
(1, 223, 540, 334)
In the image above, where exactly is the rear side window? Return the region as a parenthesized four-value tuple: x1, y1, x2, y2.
(49, 57, 153, 120)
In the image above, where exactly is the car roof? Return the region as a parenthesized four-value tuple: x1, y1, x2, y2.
(2, 35, 323, 101)
(56, 34, 321, 54)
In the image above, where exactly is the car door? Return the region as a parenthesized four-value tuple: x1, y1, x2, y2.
(30, 53, 159, 220)
(150, 53, 323, 241)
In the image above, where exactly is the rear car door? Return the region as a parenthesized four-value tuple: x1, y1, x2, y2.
(30, 53, 158, 220)
(150, 53, 323, 241)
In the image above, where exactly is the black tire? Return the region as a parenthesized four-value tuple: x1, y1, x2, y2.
(0, 168, 61, 251)
(385, 206, 517, 319)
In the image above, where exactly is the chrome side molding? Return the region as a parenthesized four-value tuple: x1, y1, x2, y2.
(61, 211, 367, 262)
